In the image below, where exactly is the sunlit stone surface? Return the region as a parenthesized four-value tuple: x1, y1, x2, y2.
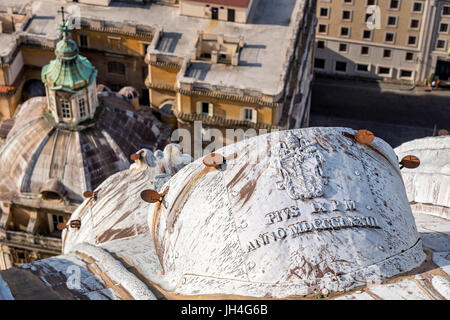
(1, 128, 449, 300)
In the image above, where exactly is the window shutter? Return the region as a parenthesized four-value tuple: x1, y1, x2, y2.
(208, 103, 213, 116)
(196, 102, 202, 114)
(252, 109, 257, 123)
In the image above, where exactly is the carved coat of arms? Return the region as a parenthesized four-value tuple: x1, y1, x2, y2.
(275, 132, 326, 200)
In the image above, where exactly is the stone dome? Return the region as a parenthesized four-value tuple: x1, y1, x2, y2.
(62, 144, 192, 253)
(61, 127, 425, 298)
(395, 135, 450, 220)
(148, 127, 425, 297)
(0, 94, 170, 206)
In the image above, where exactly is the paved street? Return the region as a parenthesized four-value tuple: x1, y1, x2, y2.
(309, 77, 450, 147)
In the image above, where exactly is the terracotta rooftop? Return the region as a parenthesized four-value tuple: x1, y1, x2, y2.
(185, 0, 251, 8)
(0, 86, 16, 94)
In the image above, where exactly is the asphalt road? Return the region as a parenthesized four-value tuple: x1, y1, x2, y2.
(309, 78, 450, 148)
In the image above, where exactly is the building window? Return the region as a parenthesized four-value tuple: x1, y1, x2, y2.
(378, 66, 391, 75)
(317, 40, 325, 49)
(197, 102, 213, 116)
(410, 19, 420, 29)
(400, 70, 413, 78)
(356, 64, 369, 72)
(79, 97, 87, 118)
(405, 52, 414, 61)
(389, 0, 400, 10)
(318, 24, 328, 34)
(335, 61, 347, 72)
(108, 61, 126, 75)
(439, 23, 449, 33)
(383, 49, 392, 58)
(343, 0, 353, 5)
(385, 32, 395, 43)
(443, 6, 450, 15)
(342, 10, 352, 21)
(340, 27, 350, 37)
(339, 43, 348, 52)
(319, 7, 329, 18)
(108, 37, 121, 50)
(363, 30, 372, 40)
(387, 16, 398, 27)
(61, 100, 71, 118)
(243, 108, 255, 122)
(79, 35, 88, 48)
(201, 102, 209, 114)
(314, 58, 325, 69)
(436, 39, 447, 50)
(366, 0, 377, 5)
(361, 46, 369, 55)
(408, 35, 417, 46)
(412, 2, 423, 13)
(142, 43, 150, 55)
(227, 9, 235, 22)
(51, 214, 65, 232)
(14, 250, 27, 265)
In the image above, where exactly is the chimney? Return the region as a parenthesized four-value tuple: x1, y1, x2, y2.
(211, 50, 218, 63)
(231, 52, 239, 66)
(217, 33, 224, 45)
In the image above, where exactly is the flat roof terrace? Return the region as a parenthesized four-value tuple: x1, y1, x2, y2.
(2, 0, 305, 96)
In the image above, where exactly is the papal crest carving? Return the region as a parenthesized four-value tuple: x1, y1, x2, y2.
(275, 132, 326, 200)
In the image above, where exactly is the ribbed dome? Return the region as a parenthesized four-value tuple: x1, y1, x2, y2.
(0, 95, 170, 205)
(41, 26, 97, 93)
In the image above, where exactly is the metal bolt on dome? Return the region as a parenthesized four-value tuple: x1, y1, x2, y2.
(141, 187, 169, 203)
(69, 219, 81, 230)
(399, 155, 420, 169)
(203, 152, 238, 168)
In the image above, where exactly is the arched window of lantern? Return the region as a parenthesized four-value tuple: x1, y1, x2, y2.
(78, 96, 87, 118)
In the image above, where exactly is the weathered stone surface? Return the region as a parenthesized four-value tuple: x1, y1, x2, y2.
(62, 144, 192, 252)
(3, 128, 449, 300)
(431, 276, 450, 299)
(395, 135, 450, 220)
(367, 279, 431, 300)
(152, 127, 425, 297)
(432, 252, 450, 276)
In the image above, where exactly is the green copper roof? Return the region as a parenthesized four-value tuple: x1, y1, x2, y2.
(41, 24, 97, 93)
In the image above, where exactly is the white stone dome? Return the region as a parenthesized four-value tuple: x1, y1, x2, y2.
(395, 135, 450, 220)
(151, 127, 425, 297)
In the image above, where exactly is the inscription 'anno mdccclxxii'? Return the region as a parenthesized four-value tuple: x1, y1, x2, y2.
(247, 200, 380, 253)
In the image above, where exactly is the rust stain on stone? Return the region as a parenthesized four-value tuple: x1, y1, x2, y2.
(97, 226, 135, 243)
(226, 162, 248, 190)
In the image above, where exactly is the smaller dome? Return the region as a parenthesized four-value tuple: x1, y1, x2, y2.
(119, 86, 139, 100)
